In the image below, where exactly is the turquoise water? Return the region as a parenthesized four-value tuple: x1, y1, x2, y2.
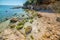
(0, 5, 26, 23)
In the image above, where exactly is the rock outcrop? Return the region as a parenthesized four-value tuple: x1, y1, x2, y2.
(0, 29, 25, 40)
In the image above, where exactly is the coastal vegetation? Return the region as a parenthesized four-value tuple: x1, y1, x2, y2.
(8, 10, 38, 32)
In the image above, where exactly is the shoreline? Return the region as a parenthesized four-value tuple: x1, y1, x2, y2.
(0, 11, 59, 31)
(0, 20, 10, 32)
(0, 10, 60, 40)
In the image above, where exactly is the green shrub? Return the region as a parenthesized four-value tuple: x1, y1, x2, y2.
(15, 25, 23, 30)
(29, 19, 33, 23)
(30, 35, 34, 40)
(24, 19, 28, 22)
(18, 21, 25, 26)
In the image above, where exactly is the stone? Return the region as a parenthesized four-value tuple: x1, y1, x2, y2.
(0, 37, 3, 40)
(37, 14, 42, 18)
(10, 24, 16, 28)
(10, 18, 18, 23)
(25, 26, 32, 34)
(56, 17, 60, 22)
(1, 29, 25, 40)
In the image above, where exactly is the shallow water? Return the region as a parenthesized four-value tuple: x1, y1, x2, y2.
(0, 5, 27, 23)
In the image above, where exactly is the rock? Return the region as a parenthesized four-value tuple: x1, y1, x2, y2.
(22, 15, 25, 17)
(25, 26, 32, 34)
(0, 37, 3, 40)
(37, 14, 42, 18)
(10, 24, 16, 28)
(10, 18, 18, 23)
(56, 17, 60, 22)
(1, 29, 25, 40)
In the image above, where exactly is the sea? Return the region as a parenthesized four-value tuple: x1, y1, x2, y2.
(0, 5, 27, 23)
(0, 5, 53, 23)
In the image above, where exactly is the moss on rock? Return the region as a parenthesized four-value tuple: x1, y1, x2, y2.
(29, 19, 33, 23)
(16, 25, 23, 30)
(25, 26, 32, 34)
(10, 24, 16, 28)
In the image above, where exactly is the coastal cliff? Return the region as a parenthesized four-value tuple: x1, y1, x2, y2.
(23, 0, 60, 13)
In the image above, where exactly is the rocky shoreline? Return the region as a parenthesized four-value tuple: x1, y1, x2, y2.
(0, 10, 60, 40)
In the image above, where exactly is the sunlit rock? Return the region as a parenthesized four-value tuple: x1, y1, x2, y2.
(25, 26, 32, 34)
(10, 18, 18, 23)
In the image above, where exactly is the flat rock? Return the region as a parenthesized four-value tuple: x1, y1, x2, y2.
(0, 29, 25, 40)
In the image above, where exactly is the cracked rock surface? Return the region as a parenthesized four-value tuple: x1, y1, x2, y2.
(0, 12, 60, 40)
